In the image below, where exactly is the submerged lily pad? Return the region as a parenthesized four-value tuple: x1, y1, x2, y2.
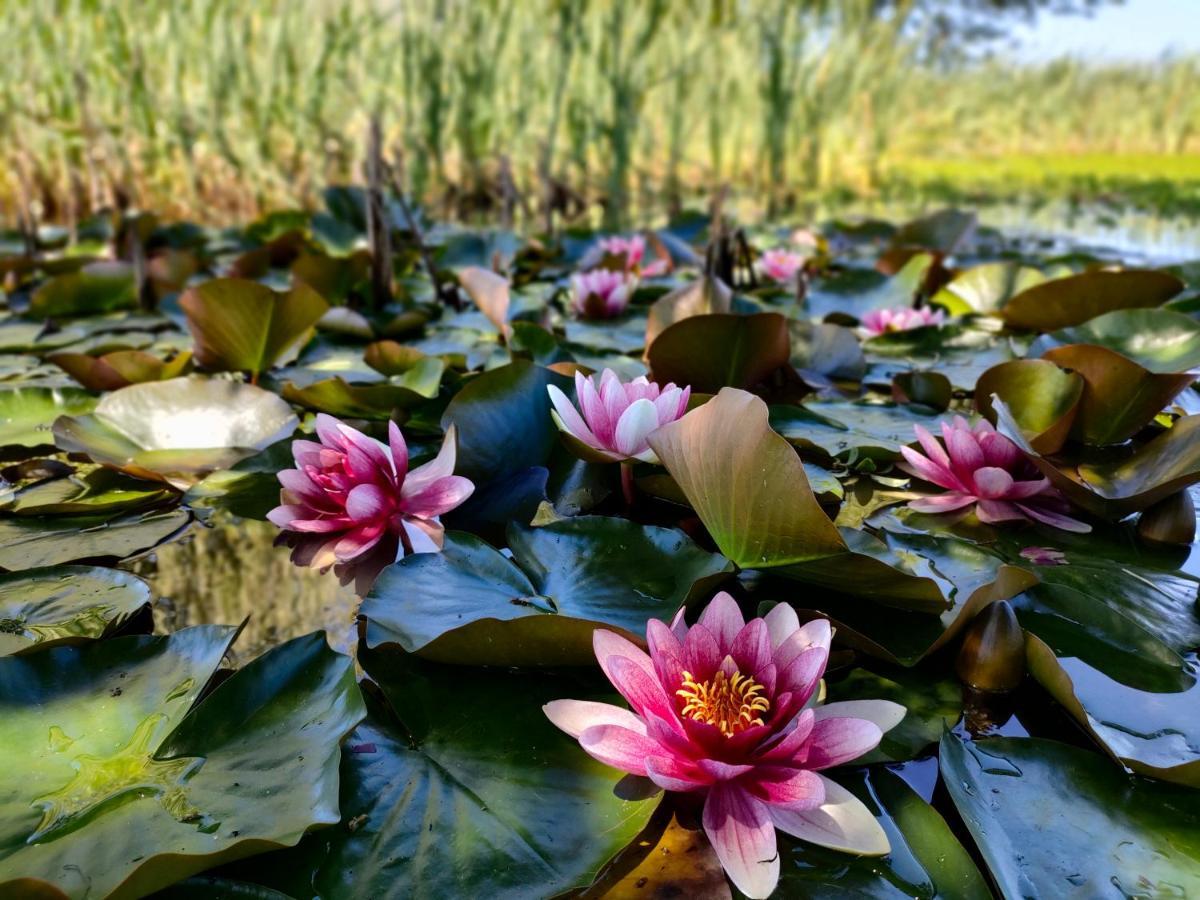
(0, 508, 191, 571)
(0, 566, 151, 655)
(0, 387, 96, 448)
(0, 628, 364, 898)
(362, 517, 731, 665)
(52, 377, 297, 486)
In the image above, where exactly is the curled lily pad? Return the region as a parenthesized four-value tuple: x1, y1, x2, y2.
(644, 275, 732, 347)
(280, 368, 441, 420)
(995, 399, 1200, 517)
(647, 313, 791, 393)
(1000, 269, 1183, 331)
(0, 387, 96, 449)
(789, 320, 866, 385)
(47, 349, 193, 391)
(1034, 307, 1200, 374)
(362, 517, 731, 665)
(180, 278, 329, 377)
(0, 466, 176, 516)
(53, 377, 297, 486)
(0, 628, 364, 899)
(941, 732, 1200, 898)
(1040, 343, 1194, 445)
(932, 261, 1047, 316)
(974, 358, 1083, 454)
(457, 266, 512, 338)
(0, 566, 151, 655)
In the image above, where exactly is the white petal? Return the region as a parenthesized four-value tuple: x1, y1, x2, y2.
(613, 398, 659, 457)
(812, 700, 907, 733)
(771, 775, 890, 856)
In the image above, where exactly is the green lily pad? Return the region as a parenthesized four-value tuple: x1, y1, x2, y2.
(0, 387, 96, 448)
(777, 767, 990, 899)
(806, 254, 931, 320)
(1035, 307, 1200, 374)
(48, 349, 193, 391)
(0, 628, 364, 899)
(30, 262, 137, 318)
(974, 358, 1082, 454)
(646, 313, 791, 393)
(789, 320, 866, 384)
(0, 466, 176, 516)
(0, 508, 191, 571)
(230, 653, 659, 900)
(280, 370, 440, 420)
(941, 732, 1200, 898)
(180, 278, 329, 377)
(1000, 268, 1183, 331)
(440, 360, 571, 482)
(770, 399, 947, 462)
(362, 517, 731, 665)
(52, 377, 297, 487)
(931, 261, 1047, 316)
(564, 315, 648, 354)
(645, 275, 732, 346)
(0, 566, 151, 655)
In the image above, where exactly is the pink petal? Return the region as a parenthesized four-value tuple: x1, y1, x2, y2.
(975, 499, 1026, 523)
(776, 646, 828, 708)
(266, 504, 303, 528)
(315, 413, 347, 448)
(333, 522, 386, 561)
(543, 699, 646, 739)
(1004, 477, 1053, 500)
(805, 717, 883, 770)
(576, 372, 611, 442)
(401, 475, 475, 519)
(771, 775, 890, 855)
(1017, 502, 1093, 533)
(402, 426, 458, 498)
(646, 619, 686, 692)
(682, 623, 722, 678)
(697, 592, 745, 653)
(763, 603, 800, 650)
(745, 765, 825, 810)
(287, 516, 354, 533)
(645, 755, 711, 792)
(971, 466, 1015, 499)
(613, 398, 659, 457)
(759, 709, 816, 762)
(579, 724, 660, 776)
(907, 493, 978, 514)
(388, 421, 409, 479)
(345, 483, 391, 521)
(774, 618, 831, 672)
(729, 619, 772, 676)
(402, 518, 443, 554)
(913, 424, 951, 470)
(943, 421, 985, 477)
(702, 783, 780, 900)
(547, 384, 600, 447)
(812, 700, 906, 733)
(898, 446, 960, 490)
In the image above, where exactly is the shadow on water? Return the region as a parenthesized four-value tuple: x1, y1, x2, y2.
(129, 515, 361, 665)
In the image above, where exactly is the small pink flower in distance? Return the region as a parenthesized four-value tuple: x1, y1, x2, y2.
(861, 306, 945, 337)
(545, 593, 901, 898)
(570, 269, 635, 319)
(899, 416, 1090, 532)
(268, 415, 475, 576)
(1020, 546, 1068, 566)
(595, 233, 669, 277)
(547, 369, 690, 463)
(758, 248, 805, 285)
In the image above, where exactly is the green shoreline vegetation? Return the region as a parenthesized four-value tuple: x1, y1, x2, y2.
(3, 1, 1199, 228)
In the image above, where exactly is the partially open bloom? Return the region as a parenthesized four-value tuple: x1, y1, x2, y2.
(860, 306, 944, 337)
(593, 234, 669, 277)
(758, 248, 805, 285)
(545, 593, 902, 898)
(570, 269, 635, 319)
(900, 416, 1090, 532)
(547, 369, 690, 463)
(268, 415, 474, 586)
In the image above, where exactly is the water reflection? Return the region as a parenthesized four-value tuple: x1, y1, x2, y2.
(130, 515, 360, 665)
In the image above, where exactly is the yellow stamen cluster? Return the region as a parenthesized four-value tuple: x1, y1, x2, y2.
(676, 669, 770, 737)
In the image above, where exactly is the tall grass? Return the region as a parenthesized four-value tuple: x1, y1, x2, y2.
(3, 0, 1199, 228)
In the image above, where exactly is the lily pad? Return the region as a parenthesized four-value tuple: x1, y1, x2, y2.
(48, 349, 193, 391)
(180, 278, 329, 377)
(0, 508, 191, 571)
(0, 466, 176, 517)
(931, 261, 1047, 316)
(53, 377, 297, 487)
(30, 262, 137, 318)
(0, 566, 152, 655)
(777, 767, 990, 899)
(0, 387, 96, 448)
(644, 275, 732, 347)
(362, 517, 731, 665)
(941, 732, 1200, 898)
(647, 313, 791, 393)
(1034, 307, 1200, 374)
(974, 358, 1083, 454)
(1000, 269, 1183, 331)
(0, 628, 364, 899)
(770, 399, 947, 462)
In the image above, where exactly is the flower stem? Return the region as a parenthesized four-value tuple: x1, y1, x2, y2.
(620, 461, 636, 511)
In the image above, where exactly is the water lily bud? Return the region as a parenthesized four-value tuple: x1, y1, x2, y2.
(1137, 491, 1196, 546)
(956, 600, 1025, 692)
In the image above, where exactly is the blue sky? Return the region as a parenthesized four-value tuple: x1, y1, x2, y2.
(1009, 0, 1200, 61)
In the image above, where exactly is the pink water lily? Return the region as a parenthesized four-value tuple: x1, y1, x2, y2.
(592, 233, 669, 277)
(547, 369, 690, 463)
(570, 269, 635, 319)
(899, 416, 1090, 532)
(268, 415, 475, 585)
(758, 248, 805, 285)
(546, 593, 902, 899)
(861, 306, 944, 337)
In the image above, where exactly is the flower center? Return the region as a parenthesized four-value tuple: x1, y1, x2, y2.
(676, 669, 770, 737)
